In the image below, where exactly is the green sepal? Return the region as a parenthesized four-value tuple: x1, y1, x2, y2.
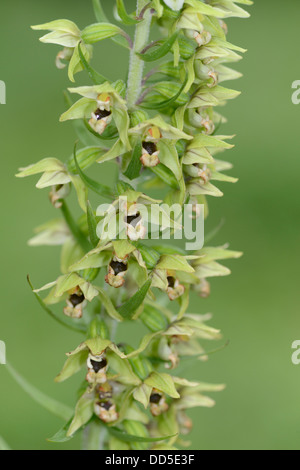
(27, 276, 86, 334)
(81, 23, 125, 45)
(144, 371, 180, 399)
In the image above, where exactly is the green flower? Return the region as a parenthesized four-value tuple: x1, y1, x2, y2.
(60, 83, 130, 147)
(31, 20, 92, 82)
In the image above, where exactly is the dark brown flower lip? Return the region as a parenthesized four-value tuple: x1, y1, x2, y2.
(126, 212, 142, 227)
(99, 400, 113, 411)
(167, 276, 176, 288)
(69, 293, 85, 307)
(110, 260, 128, 275)
(142, 141, 157, 155)
(94, 108, 111, 121)
(90, 358, 107, 373)
(150, 392, 162, 404)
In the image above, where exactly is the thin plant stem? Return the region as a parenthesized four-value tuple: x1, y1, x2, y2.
(126, 0, 152, 109)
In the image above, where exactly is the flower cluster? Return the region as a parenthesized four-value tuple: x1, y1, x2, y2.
(18, 0, 250, 450)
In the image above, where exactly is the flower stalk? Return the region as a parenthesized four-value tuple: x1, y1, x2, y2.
(127, 0, 153, 109)
(16, 0, 251, 451)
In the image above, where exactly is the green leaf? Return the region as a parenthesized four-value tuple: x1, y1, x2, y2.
(108, 427, 176, 443)
(116, 0, 141, 25)
(118, 279, 152, 320)
(137, 31, 179, 62)
(27, 276, 86, 334)
(141, 75, 188, 110)
(0, 436, 11, 450)
(87, 201, 99, 248)
(124, 140, 142, 180)
(48, 418, 75, 443)
(73, 143, 114, 199)
(6, 363, 73, 421)
(67, 391, 95, 437)
(78, 42, 107, 85)
(60, 200, 91, 252)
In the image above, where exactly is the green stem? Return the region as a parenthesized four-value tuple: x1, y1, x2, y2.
(126, 0, 152, 109)
(60, 200, 91, 252)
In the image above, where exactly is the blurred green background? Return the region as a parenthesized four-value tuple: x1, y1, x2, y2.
(1, 0, 300, 450)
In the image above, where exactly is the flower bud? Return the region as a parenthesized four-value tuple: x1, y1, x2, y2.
(187, 109, 215, 134)
(192, 30, 212, 47)
(185, 164, 211, 183)
(194, 61, 218, 88)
